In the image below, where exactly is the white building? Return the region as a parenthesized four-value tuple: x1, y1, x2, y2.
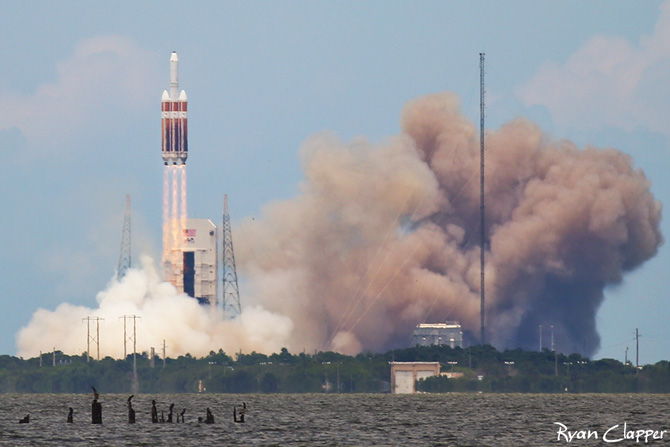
(413, 321, 463, 348)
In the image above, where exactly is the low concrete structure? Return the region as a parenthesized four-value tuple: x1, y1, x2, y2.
(390, 362, 441, 394)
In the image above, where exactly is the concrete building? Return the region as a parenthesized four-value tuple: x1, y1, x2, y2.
(413, 321, 463, 348)
(390, 362, 441, 394)
(182, 218, 218, 306)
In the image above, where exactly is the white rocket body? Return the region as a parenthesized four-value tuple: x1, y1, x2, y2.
(161, 51, 188, 165)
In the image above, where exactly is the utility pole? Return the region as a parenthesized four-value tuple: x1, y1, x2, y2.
(625, 346, 629, 366)
(122, 316, 127, 358)
(120, 315, 141, 359)
(120, 315, 140, 383)
(635, 328, 640, 370)
(83, 316, 104, 361)
(336, 363, 341, 393)
(551, 325, 558, 376)
(53, 348, 56, 367)
(162, 339, 167, 368)
(539, 325, 543, 351)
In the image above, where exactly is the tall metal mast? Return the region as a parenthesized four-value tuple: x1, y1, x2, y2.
(479, 53, 486, 345)
(118, 194, 131, 280)
(222, 194, 242, 318)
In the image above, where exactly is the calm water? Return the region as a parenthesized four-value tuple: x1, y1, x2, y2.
(2, 393, 670, 446)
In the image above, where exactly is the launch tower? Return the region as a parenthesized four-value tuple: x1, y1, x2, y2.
(182, 218, 218, 306)
(159, 52, 219, 307)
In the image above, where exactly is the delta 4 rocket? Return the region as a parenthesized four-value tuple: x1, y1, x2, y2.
(161, 52, 188, 165)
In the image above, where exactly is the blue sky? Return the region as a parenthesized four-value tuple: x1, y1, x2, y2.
(1, 1, 668, 363)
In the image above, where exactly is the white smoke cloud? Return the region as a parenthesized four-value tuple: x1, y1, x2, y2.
(517, 1, 670, 137)
(16, 255, 294, 359)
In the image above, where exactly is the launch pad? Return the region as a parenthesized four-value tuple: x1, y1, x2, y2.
(158, 52, 239, 315)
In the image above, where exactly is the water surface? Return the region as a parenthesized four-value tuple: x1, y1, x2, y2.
(2, 393, 669, 446)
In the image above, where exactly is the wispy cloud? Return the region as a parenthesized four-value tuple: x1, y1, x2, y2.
(517, 1, 670, 137)
(0, 35, 158, 159)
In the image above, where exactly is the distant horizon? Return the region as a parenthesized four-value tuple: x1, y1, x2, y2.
(6, 341, 658, 368)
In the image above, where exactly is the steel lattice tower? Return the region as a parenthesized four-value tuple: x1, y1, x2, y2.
(118, 194, 131, 280)
(222, 194, 242, 318)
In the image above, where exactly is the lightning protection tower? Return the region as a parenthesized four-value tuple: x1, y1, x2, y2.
(222, 194, 242, 318)
(118, 194, 131, 280)
(479, 52, 486, 345)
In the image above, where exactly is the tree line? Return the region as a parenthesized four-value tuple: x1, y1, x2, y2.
(1, 345, 669, 394)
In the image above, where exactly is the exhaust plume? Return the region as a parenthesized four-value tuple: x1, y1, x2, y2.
(237, 92, 662, 356)
(15, 93, 662, 359)
(17, 255, 293, 358)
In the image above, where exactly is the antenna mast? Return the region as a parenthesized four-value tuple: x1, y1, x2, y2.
(118, 194, 131, 280)
(222, 194, 242, 318)
(479, 52, 486, 345)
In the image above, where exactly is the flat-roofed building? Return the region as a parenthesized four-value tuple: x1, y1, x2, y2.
(390, 362, 441, 394)
(413, 321, 463, 348)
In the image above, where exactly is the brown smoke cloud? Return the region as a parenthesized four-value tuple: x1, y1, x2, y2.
(237, 92, 663, 356)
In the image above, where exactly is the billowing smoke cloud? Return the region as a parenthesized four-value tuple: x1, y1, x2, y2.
(17, 255, 293, 358)
(237, 92, 663, 356)
(16, 93, 663, 359)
